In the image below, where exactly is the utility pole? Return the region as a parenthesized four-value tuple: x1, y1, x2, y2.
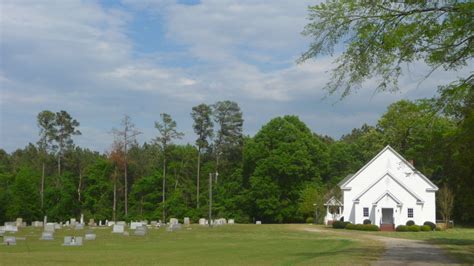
(209, 173, 212, 228)
(209, 171, 218, 228)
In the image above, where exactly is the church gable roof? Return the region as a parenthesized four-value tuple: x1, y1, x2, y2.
(353, 171, 424, 204)
(338, 145, 438, 191)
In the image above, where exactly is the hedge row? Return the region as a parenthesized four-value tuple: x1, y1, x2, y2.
(345, 223, 380, 231)
(396, 225, 432, 232)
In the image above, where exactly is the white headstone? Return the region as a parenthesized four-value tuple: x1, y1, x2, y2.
(112, 224, 124, 233)
(116, 221, 126, 226)
(5, 224, 18, 232)
(166, 223, 182, 232)
(70, 218, 76, 226)
(80, 214, 84, 225)
(32, 221, 44, 227)
(134, 225, 147, 236)
(130, 222, 143, 230)
(99, 220, 102, 226)
(85, 233, 96, 240)
(4, 236, 16, 245)
(40, 231, 54, 240)
(54, 223, 61, 230)
(63, 236, 83, 246)
(16, 218, 23, 227)
(108, 221, 115, 227)
(169, 218, 179, 225)
(184, 217, 190, 226)
(228, 219, 235, 224)
(256, 221, 262, 225)
(75, 223, 84, 230)
(150, 221, 158, 227)
(43, 216, 47, 226)
(45, 223, 55, 232)
(199, 218, 206, 225)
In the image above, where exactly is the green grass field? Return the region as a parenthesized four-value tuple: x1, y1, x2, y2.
(0, 224, 382, 265)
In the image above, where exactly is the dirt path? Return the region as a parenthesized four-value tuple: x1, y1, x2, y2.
(304, 227, 457, 265)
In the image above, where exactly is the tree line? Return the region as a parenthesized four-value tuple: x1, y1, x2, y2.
(0, 96, 472, 224)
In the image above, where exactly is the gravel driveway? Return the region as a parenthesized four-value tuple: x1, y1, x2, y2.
(304, 227, 457, 265)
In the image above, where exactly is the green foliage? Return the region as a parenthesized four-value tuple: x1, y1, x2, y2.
(345, 223, 380, 231)
(300, 1, 473, 98)
(421, 225, 432, 232)
(424, 221, 436, 231)
(406, 220, 415, 226)
(398, 225, 421, 232)
(363, 219, 371, 225)
(245, 116, 328, 223)
(333, 221, 350, 229)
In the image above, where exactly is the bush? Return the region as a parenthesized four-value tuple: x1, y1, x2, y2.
(406, 220, 415, 226)
(407, 225, 420, 232)
(363, 219, 372, 224)
(396, 225, 408, 232)
(423, 221, 436, 230)
(345, 223, 379, 231)
(420, 225, 431, 231)
(333, 221, 350, 229)
(306, 217, 314, 224)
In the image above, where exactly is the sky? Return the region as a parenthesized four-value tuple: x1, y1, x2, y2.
(0, 0, 466, 153)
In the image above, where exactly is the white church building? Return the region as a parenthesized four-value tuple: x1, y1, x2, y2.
(331, 145, 438, 230)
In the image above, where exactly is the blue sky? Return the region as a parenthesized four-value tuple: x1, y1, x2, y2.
(0, 0, 466, 153)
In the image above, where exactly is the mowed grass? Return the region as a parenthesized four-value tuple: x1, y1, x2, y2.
(0, 224, 382, 265)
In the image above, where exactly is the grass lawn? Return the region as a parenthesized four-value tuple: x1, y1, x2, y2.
(0, 224, 382, 265)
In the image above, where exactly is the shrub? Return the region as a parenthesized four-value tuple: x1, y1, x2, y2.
(423, 221, 436, 230)
(306, 217, 314, 224)
(396, 225, 408, 232)
(407, 225, 420, 232)
(406, 220, 415, 226)
(333, 221, 350, 229)
(363, 219, 372, 224)
(420, 225, 431, 231)
(345, 223, 379, 231)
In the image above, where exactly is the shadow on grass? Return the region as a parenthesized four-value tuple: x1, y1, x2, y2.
(288, 246, 380, 264)
(428, 238, 474, 264)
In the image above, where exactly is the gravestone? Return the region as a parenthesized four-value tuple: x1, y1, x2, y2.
(150, 221, 158, 227)
(183, 217, 190, 226)
(80, 214, 84, 225)
(43, 216, 47, 226)
(169, 218, 179, 225)
(256, 221, 262, 225)
(40, 231, 54, 240)
(199, 218, 206, 226)
(99, 220, 102, 226)
(45, 223, 55, 232)
(166, 223, 182, 232)
(228, 219, 235, 224)
(63, 236, 83, 246)
(0, 226, 5, 235)
(16, 218, 23, 228)
(130, 222, 143, 230)
(123, 231, 130, 236)
(5, 224, 18, 232)
(108, 221, 115, 227)
(54, 223, 61, 230)
(116, 221, 126, 226)
(85, 231, 96, 240)
(88, 219, 95, 227)
(112, 224, 124, 233)
(32, 221, 44, 227)
(134, 225, 147, 236)
(4, 236, 16, 245)
(70, 218, 76, 226)
(75, 223, 84, 230)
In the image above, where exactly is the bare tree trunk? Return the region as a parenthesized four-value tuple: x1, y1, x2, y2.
(77, 169, 82, 203)
(197, 148, 201, 208)
(57, 153, 61, 176)
(162, 158, 166, 223)
(113, 169, 117, 222)
(41, 162, 45, 209)
(124, 160, 128, 216)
